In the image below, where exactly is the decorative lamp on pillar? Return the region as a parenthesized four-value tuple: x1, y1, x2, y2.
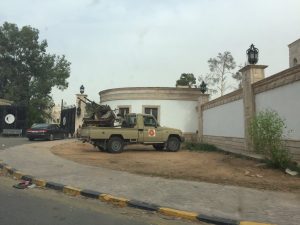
(80, 85, 85, 94)
(76, 106, 81, 116)
(246, 44, 259, 65)
(199, 81, 207, 94)
(77, 85, 85, 116)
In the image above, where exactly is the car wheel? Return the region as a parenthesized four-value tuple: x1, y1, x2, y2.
(166, 137, 180, 152)
(153, 144, 165, 151)
(28, 138, 34, 141)
(107, 137, 124, 153)
(49, 134, 54, 141)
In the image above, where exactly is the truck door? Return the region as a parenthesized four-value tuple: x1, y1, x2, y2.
(122, 114, 139, 142)
(141, 115, 164, 143)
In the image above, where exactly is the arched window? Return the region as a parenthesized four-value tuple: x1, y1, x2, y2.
(294, 58, 298, 66)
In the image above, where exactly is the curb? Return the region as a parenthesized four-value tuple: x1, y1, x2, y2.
(0, 162, 276, 225)
(63, 186, 81, 196)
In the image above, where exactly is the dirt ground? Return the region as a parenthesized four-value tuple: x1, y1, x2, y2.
(51, 141, 300, 193)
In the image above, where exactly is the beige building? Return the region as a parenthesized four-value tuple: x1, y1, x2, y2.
(47, 104, 61, 124)
(288, 38, 300, 67)
(99, 87, 208, 141)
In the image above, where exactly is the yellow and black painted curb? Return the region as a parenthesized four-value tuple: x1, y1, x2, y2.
(0, 162, 276, 225)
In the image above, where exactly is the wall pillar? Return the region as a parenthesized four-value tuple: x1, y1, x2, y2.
(75, 93, 87, 135)
(239, 65, 267, 151)
(197, 94, 209, 142)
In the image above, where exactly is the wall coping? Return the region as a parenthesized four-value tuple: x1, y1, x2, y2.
(99, 87, 208, 103)
(253, 64, 300, 94)
(201, 89, 243, 110)
(201, 65, 300, 110)
(239, 64, 268, 73)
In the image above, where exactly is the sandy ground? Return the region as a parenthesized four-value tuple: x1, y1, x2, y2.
(51, 141, 300, 193)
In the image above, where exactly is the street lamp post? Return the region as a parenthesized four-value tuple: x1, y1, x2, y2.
(80, 85, 85, 94)
(246, 44, 259, 65)
(199, 81, 207, 94)
(77, 85, 85, 116)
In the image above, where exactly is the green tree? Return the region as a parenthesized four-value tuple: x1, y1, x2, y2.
(176, 73, 196, 87)
(232, 64, 245, 89)
(199, 51, 236, 96)
(232, 71, 242, 89)
(0, 22, 71, 125)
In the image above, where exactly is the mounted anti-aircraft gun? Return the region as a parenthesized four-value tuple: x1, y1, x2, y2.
(79, 97, 119, 127)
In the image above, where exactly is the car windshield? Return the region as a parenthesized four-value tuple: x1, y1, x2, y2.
(31, 123, 49, 129)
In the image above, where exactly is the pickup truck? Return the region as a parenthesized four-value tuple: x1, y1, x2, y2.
(80, 113, 185, 153)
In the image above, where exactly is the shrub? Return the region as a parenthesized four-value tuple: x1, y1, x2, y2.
(185, 142, 219, 152)
(249, 110, 291, 169)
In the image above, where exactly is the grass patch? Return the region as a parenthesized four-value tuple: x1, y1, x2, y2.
(185, 142, 219, 152)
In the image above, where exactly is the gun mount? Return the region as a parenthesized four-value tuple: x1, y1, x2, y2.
(80, 97, 118, 127)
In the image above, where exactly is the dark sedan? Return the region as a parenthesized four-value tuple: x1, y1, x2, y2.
(26, 123, 67, 141)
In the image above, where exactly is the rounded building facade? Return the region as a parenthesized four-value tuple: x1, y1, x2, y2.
(99, 87, 207, 140)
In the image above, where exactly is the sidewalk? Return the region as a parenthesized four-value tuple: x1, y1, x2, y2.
(0, 140, 299, 225)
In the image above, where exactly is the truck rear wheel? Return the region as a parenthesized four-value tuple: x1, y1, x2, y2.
(166, 137, 180, 152)
(107, 137, 124, 153)
(153, 144, 165, 151)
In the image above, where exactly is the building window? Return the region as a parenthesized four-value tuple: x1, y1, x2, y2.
(294, 58, 298, 67)
(143, 105, 160, 122)
(118, 106, 130, 118)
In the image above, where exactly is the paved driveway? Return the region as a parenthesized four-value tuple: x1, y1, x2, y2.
(0, 137, 30, 150)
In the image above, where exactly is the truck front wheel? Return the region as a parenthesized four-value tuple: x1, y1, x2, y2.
(107, 137, 124, 153)
(166, 137, 180, 152)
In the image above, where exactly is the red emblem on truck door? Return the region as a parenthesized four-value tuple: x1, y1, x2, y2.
(148, 129, 156, 137)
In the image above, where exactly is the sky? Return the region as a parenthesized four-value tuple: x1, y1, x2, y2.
(0, 0, 300, 105)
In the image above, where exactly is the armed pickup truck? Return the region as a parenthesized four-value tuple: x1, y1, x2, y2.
(80, 113, 185, 153)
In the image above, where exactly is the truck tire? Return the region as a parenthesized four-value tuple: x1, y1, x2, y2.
(166, 137, 180, 152)
(153, 144, 164, 151)
(107, 137, 124, 153)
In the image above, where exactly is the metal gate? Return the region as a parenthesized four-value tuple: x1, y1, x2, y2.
(60, 107, 76, 136)
(0, 105, 27, 135)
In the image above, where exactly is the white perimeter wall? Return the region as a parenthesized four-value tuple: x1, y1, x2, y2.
(256, 81, 300, 140)
(103, 100, 198, 133)
(203, 99, 244, 138)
